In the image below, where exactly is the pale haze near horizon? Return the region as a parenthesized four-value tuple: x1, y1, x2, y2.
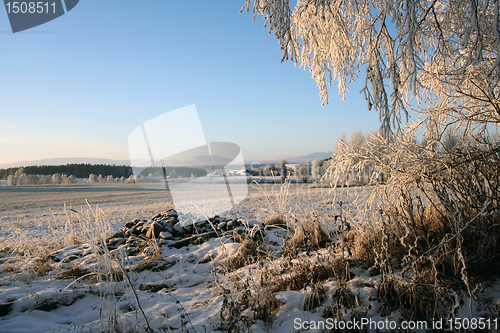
(0, 2, 383, 166)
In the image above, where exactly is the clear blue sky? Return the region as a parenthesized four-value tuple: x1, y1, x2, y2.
(0, 1, 383, 165)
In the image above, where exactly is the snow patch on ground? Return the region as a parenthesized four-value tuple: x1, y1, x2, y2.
(0, 186, 498, 332)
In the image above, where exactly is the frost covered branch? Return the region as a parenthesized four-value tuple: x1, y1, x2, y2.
(244, 0, 500, 137)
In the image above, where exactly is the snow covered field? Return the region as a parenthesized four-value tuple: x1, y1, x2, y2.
(0, 183, 498, 332)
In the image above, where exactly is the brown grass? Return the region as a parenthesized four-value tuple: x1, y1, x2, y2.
(331, 257, 352, 286)
(241, 289, 283, 323)
(345, 223, 381, 267)
(264, 259, 335, 293)
(422, 203, 452, 237)
(376, 276, 400, 316)
(227, 238, 259, 271)
(266, 214, 286, 226)
(2, 265, 17, 273)
(56, 265, 88, 279)
(32, 256, 51, 276)
(88, 270, 124, 284)
(333, 286, 359, 309)
(376, 276, 452, 320)
(302, 283, 326, 311)
(290, 218, 329, 251)
(219, 292, 252, 331)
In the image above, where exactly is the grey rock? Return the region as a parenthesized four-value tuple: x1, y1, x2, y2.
(139, 281, 173, 292)
(110, 230, 126, 239)
(247, 220, 263, 228)
(159, 231, 173, 240)
(146, 222, 163, 239)
(183, 225, 193, 234)
(166, 210, 178, 218)
(50, 244, 92, 263)
(61, 254, 80, 263)
(164, 217, 177, 228)
(132, 227, 142, 236)
(107, 237, 126, 248)
(227, 220, 236, 230)
(127, 247, 139, 256)
(173, 223, 185, 237)
(151, 213, 162, 220)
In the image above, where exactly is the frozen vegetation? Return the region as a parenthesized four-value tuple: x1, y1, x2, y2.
(0, 181, 499, 332)
(2, 0, 500, 330)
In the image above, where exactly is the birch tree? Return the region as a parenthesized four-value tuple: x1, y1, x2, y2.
(349, 130, 366, 151)
(244, 0, 500, 313)
(52, 173, 62, 185)
(243, 0, 500, 137)
(311, 159, 323, 179)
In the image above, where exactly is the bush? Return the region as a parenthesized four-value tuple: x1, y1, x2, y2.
(327, 129, 500, 317)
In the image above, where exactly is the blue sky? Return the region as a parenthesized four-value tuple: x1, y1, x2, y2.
(0, 1, 383, 165)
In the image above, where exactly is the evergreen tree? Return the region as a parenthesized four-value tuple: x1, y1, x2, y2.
(280, 159, 287, 183)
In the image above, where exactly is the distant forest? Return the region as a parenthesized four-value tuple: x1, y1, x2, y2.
(0, 164, 207, 179)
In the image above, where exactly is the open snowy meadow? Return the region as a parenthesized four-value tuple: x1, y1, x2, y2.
(0, 181, 499, 332)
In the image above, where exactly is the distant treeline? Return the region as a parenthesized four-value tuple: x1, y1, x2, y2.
(137, 166, 207, 178)
(0, 164, 206, 179)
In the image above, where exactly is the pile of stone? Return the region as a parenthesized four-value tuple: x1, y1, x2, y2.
(48, 209, 277, 265)
(106, 209, 267, 254)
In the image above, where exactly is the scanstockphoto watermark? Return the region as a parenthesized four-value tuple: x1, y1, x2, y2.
(294, 317, 499, 331)
(3, 0, 79, 33)
(128, 105, 248, 221)
(293, 317, 428, 331)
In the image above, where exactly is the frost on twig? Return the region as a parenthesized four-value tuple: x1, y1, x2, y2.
(244, 0, 500, 137)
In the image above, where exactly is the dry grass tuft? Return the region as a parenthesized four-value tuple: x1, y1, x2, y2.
(345, 223, 381, 267)
(88, 269, 124, 284)
(32, 256, 52, 276)
(241, 289, 283, 323)
(422, 203, 452, 237)
(266, 214, 286, 226)
(219, 291, 252, 332)
(323, 286, 362, 333)
(227, 238, 259, 271)
(290, 217, 329, 251)
(331, 257, 352, 286)
(302, 283, 326, 311)
(56, 265, 88, 280)
(223, 271, 283, 327)
(140, 239, 163, 262)
(265, 259, 335, 293)
(333, 285, 359, 309)
(397, 283, 439, 320)
(2, 265, 17, 273)
(376, 276, 451, 320)
(376, 276, 399, 316)
(290, 227, 307, 248)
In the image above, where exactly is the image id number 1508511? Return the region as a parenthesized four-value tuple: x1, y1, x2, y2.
(5, 2, 56, 14)
(447, 318, 498, 330)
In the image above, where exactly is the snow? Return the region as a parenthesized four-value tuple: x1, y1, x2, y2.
(0, 185, 498, 332)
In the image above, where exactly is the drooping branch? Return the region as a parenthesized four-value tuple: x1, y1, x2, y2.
(243, 0, 500, 137)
